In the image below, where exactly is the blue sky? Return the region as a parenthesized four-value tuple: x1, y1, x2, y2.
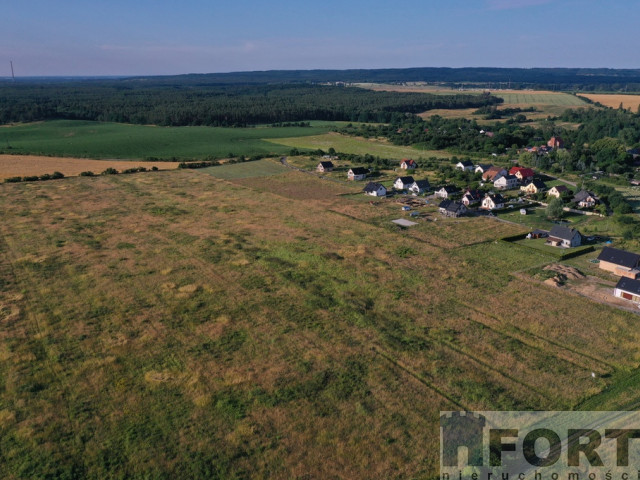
(2, 0, 638, 76)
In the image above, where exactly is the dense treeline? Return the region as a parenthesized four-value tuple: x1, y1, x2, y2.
(10, 67, 638, 90)
(0, 83, 501, 126)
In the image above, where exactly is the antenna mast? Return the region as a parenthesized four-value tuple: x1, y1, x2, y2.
(10, 61, 14, 81)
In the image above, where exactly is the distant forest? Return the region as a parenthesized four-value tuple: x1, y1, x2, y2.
(0, 83, 501, 126)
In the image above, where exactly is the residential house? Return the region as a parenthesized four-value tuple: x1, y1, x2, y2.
(482, 166, 507, 182)
(509, 167, 535, 182)
(409, 179, 430, 195)
(547, 137, 564, 149)
(529, 229, 549, 239)
(627, 148, 640, 160)
(438, 200, 467, 218)
(394, 176, 415, 190)
(400, 159, 417, 170)
(573, 190, 598, 208)
(456, 160, 474, 172)
(474, 164, 493, 175)
(481, 194, 505, 210)
(547, 226, 582, 248)
(461, 189, 483, 207)
(317, 161, 334, 173)
(347, 167, 369, 181)
(597, 247, 640, 279)
(614, 277, 640, 303)
(494, 174, 518, 190)
(521, 178, 547, 195)
(363, 182, 387, 197)
(548, 185, 569, 198)
(435, 185, 460, 199)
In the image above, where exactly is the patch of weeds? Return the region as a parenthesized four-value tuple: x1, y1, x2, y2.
(116, 242, 136, 250)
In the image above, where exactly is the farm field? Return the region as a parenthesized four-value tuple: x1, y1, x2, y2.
(0, 120, 336, 160)
(1, 166, 640, 477)
(267, 131, 452, 159)
(0, 154, 181, 180)
(199, 158, 288, 179)
(580, 93, 640, 111)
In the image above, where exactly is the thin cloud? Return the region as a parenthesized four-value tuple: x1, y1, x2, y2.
(486, 0, 554, 10)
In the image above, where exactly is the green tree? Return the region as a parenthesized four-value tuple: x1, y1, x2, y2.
(546, 197, 564, 219)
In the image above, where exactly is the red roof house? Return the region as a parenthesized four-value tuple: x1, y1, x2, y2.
(509, 167, 535, 181)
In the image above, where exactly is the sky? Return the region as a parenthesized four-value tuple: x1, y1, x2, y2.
(1, 0, 639, 76)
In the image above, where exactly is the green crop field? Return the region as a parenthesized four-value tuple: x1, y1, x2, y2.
(0, 120, 337, 160)
(266, 131, 452, 159)
(1, 166, 640, 477)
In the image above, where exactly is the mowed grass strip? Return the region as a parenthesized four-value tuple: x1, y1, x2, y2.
(0, 120, 334, 160)
(266, 131, 452, 159)
(199, 158, 288, 179)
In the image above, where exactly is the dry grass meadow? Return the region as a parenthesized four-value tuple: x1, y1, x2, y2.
(0, 154, 181, 180)
(1, 165, 640, 477)
(580, 93, 640, 111)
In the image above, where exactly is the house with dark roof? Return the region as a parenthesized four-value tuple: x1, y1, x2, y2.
(529, 229, 549, 239)
(474, 164, 493, 174)
(481, 194, 505, 210)
(573, 190, 598, 208)
(597, 247, 640, 278)
(456, 160, 474, 171)
(363, 182, 387, 197)
(347, 167, 369, 181)
(438, 200, 467, 218)
(435, 185, 460, 199)
(400, 159, 417, 170)
(394, 176, 415, 190)
(614, 277, 640, 303)
(409, 179, 430, 195)
(317, 161, 334, 173)
(521, 178, 547, 195)
(547, 225, 582, 248)
(548, 185, 569, 198)
(494, 174, 518, 190)
(461, 189, 483, 206)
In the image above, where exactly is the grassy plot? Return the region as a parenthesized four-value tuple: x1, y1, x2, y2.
(0, 120, 334, 160)
(1, 169, 640, 477)
(266, 131, 452, 159)
(199, 158, 288, 179)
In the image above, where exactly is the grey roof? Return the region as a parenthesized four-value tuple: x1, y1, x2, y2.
(476, 164, 493, 171)
(488, 194, 505, 203)
(574, 190, 597, 202)
(458, 160, 474, 167)
(499, 174, 518, 181)
(363, 182, 385, 193)
(318, 161, 334, 168)
(412, 179, 430, 189)
(616, 277, 640, 295)
(597, 247, 640, 269)
(549, 225, 581, 241)
(446, 201, 465, 213)
(524, 178, 547, 189)
(350, 167, 369, 175)
(531, 229, 549, 236)
(396, 176, 415, 184)
(438, 185, 460, 193)
(438, 199, 453, 209)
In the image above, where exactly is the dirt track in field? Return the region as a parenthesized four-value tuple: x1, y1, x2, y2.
(0, 155, 180, 180)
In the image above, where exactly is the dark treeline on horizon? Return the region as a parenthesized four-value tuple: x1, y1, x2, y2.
(0, 83, 501, 126)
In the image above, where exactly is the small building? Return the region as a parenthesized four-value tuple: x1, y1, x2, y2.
(474, 164, 493, 174)
(438, 200, 467, 218)
(394, 176, 415, 190)
(317, 161, 334, 173)
(547, 137, 564, 149)
(530, 229, 549, 239)
(456, 160, 474, 172)
(363, 182, 387, 197)
(482, 166, 508, 182)
(409, 179, 430, 195)
(400, 159, 417, 170)
(547, 225, 582, 248)
(481, 194, 505, 210)
(597, 247, 640, 279)
(348, 167, 369, 181)
(494, 174, 518, 190)
(435, 185, 460, 199)
(614, 277, 640, 303)
(521, 178, 547, 195)
(548, 185, 569, 198)
(461, 189, 483, 207)
(509, 167, 535, 182)
(573, 190, 598, 208)
(520, 208, 527, 215)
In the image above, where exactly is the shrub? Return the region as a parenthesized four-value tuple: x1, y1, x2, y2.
(4, 177, 22, 183)
(101, 168, 118, 175)
(23, 176, 39, 182)
(51, 171, 64, 179)
(79, 171, 95, 176)
(39, 173, 51, 181)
